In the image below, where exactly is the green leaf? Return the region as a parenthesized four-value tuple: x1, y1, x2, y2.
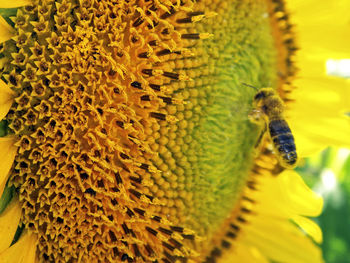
(0, 185, 15, 214)
(0, 8, 17, 26)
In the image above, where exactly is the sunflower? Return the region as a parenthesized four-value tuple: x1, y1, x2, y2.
(0, 0, 348, 262)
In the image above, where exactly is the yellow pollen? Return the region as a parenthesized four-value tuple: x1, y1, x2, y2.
(198, 33, 214, 39)
(2, 0, 211, 261)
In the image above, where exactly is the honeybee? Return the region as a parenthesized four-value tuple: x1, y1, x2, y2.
(243, 83, 298, 169)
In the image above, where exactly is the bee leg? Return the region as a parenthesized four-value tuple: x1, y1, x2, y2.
(248, 109, 262, 124)
(254, 123, 267, 149)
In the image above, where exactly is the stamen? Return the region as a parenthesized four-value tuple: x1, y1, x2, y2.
(181, 33, 213, 39)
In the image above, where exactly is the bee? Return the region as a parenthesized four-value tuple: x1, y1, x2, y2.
(243, 83, 298, 169)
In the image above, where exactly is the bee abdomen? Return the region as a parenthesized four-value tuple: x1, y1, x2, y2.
(269, 120, 297, 168)
(269, 119, 291, 137)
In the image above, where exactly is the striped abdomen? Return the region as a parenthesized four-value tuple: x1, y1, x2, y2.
(268, 119, 297, 168)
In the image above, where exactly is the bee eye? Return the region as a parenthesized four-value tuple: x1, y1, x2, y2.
(254, 92, 265, 101)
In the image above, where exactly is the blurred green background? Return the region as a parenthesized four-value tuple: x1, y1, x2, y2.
(297, 148, 350, 263)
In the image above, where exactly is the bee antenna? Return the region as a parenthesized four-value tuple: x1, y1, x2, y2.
(241, 82, 258, 91)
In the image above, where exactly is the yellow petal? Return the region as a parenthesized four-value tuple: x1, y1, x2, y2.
(288, 0, 350, 53)
(0, 79, 14, 121)
(0, 232, 37, 263)
(0, 197, 21, 254)
(253, 171, 323, 218)
(284, 0, 350, 158)
(278, 171, 323, 217)
(292, 115, 350, 157)
(0, 137, 17, 199)
(292, 215, 323, 244)
(223, 242, 269, 263)
(0, 16, 14, 44)
(0, 0, 30, 8)
(291, 77, 350, 110)
(219, 170, 324, 263)
(288, 76, 350, 157)
(243, 215, 323, 263)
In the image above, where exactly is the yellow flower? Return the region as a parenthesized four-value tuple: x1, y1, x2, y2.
(0, 0, 348, 262)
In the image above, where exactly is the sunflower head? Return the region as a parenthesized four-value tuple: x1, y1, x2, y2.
(0, 0, 336, 262)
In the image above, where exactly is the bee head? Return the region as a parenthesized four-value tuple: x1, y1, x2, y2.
(253, 88, 275, 102)
(254, 91, 266, 101)
(241, 84, 276, 105)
